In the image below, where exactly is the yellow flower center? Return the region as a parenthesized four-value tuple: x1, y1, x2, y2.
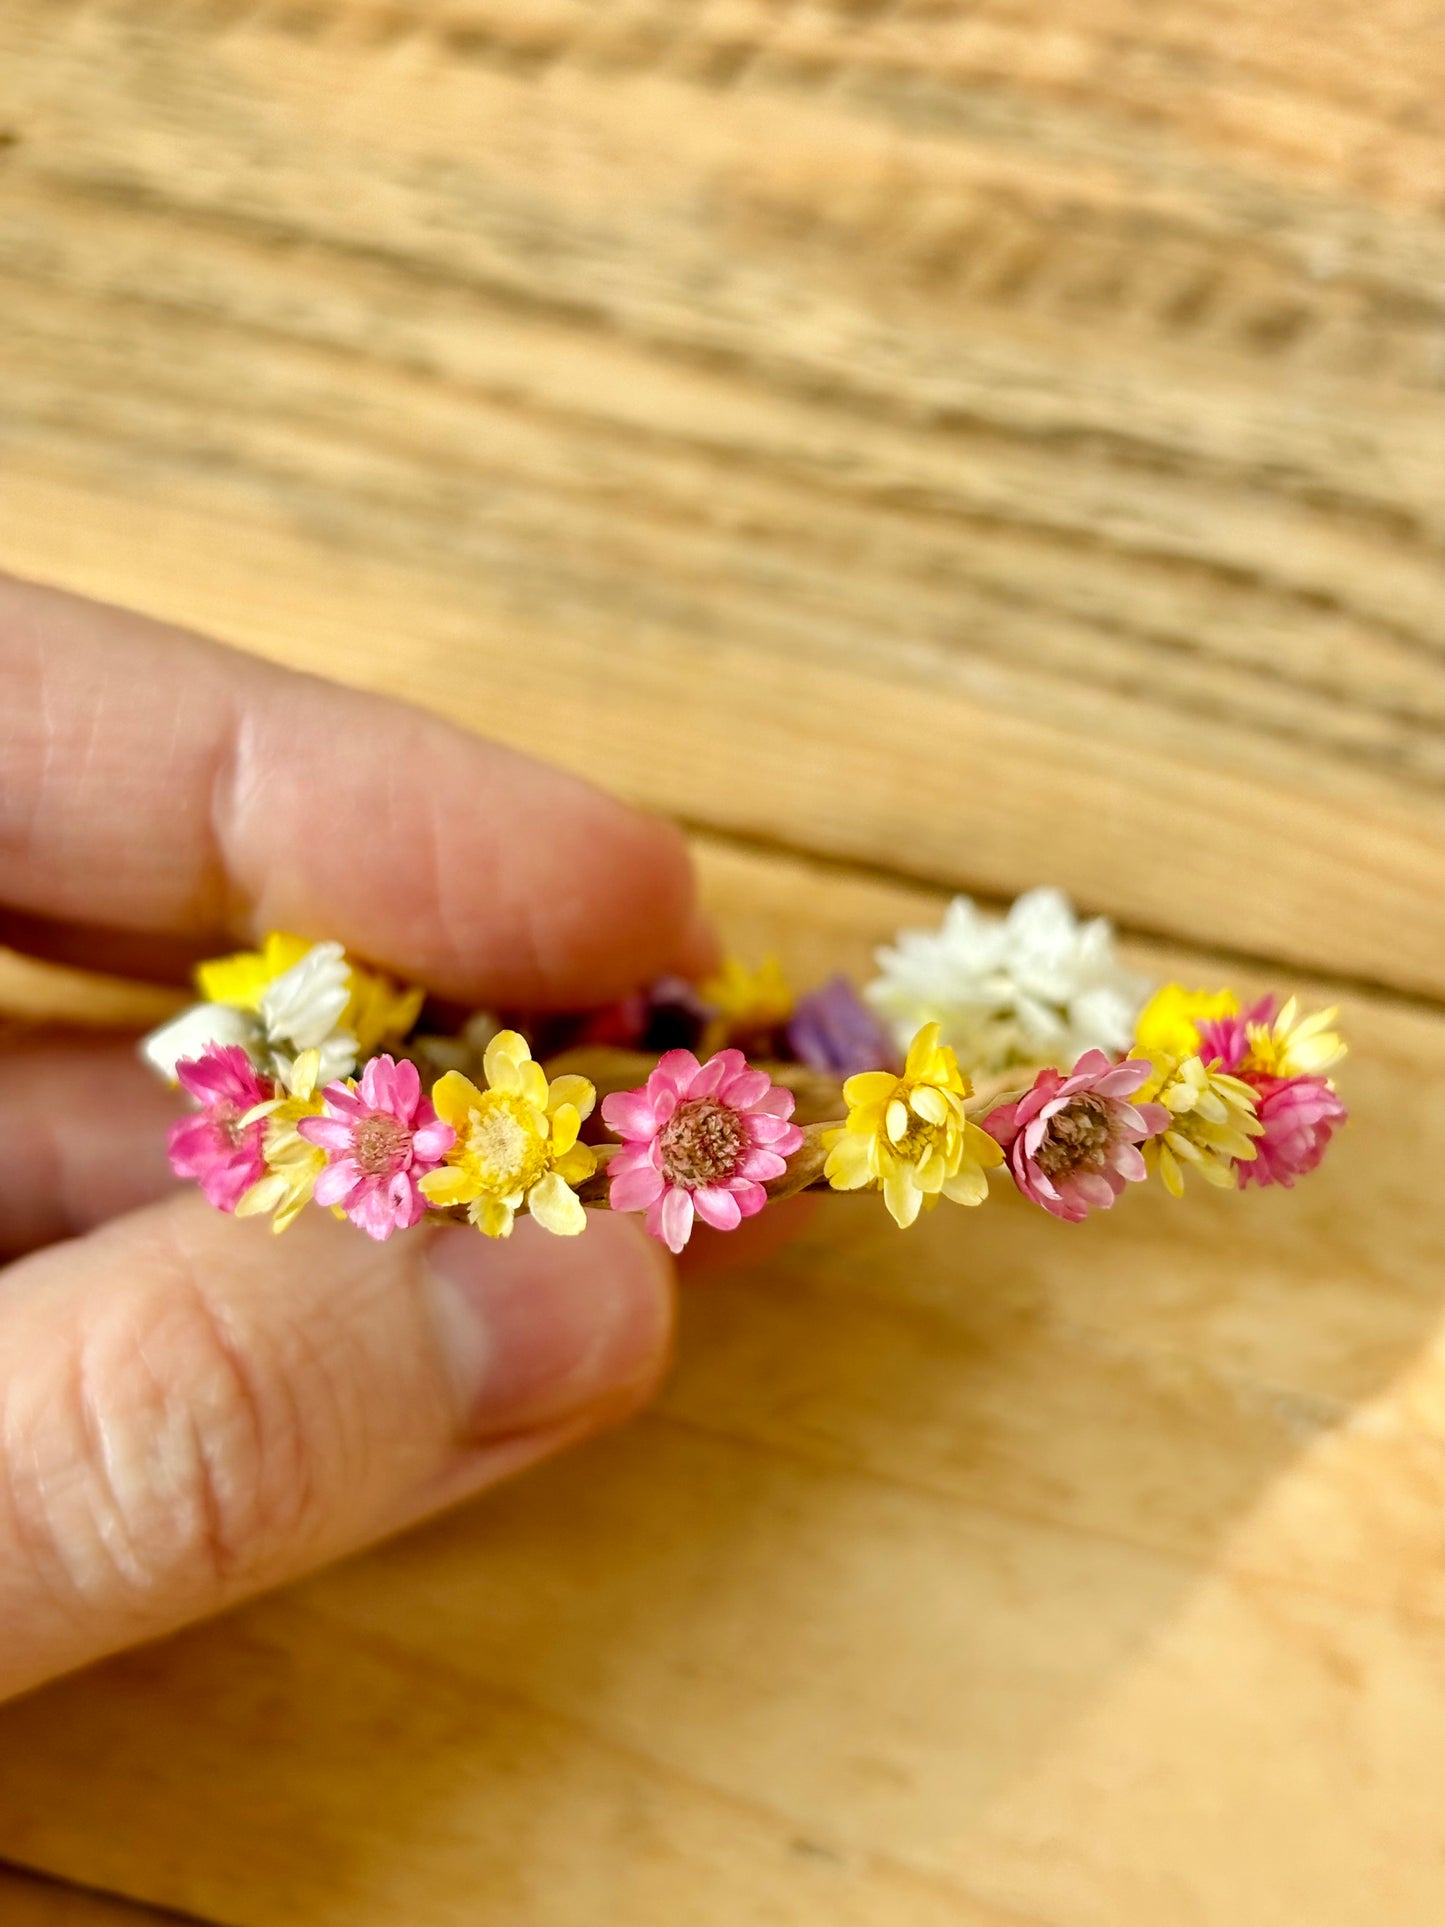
(460, 1091, 549, 1193)
(885, 1081, 947, 1164)
(1242, 1027, 1285, 1079)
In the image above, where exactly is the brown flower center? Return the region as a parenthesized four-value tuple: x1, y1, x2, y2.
(353, 1113, 408, 1177)
(658, 1098, 746, 1189)
(1034, 1095, 1112, 1178)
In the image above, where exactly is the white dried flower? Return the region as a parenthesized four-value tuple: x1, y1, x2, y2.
(139, 1002, 262, 1083)
(140, 941, 357, 1087)
(865, 887, 1148, 1077)
(256, 942, 356, 1081)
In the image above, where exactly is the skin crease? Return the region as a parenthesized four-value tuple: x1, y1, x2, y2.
(0, 571, 794, 1705)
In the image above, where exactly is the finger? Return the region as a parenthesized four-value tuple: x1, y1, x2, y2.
(0, 1034, 182, 1259)
(0, 1196, 673, 1702)
(0, 572, 714, 1005)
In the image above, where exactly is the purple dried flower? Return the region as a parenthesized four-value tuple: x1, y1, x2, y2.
(787, 975, 901, 1078)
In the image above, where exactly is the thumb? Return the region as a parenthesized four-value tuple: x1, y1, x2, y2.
(0, 1196, 672, 1701)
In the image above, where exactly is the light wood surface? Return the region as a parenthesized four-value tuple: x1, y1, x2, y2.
(1, 2, 1443, 1923)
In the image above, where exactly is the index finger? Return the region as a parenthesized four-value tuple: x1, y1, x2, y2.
(0, 573, 710, 1007)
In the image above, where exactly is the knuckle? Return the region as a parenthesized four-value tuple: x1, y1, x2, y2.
(3, 1250, 329, 1613)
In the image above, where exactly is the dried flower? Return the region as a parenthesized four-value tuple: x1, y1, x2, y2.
(141, 1000, 263, 1083)
(701, 957, 793, 1031)
(866, 888, 1147, 1078)
(420, 1032, 597, 1238)
(1188, 995, 1347, 1189)
(1133, 985, 1241, 1064)
(197, 929, 423, 1059)
(167, 1045, 275, 1212)
(700, 955, 793, 1054)
(602, 1048, 803, 1253)
(787, 974, 901, 1078)
(144, 937, 361, 1085)
(1238, 997, 1345, 1082)
(1240, 1076, 1347, 1189)
(297, 1054, 453, 1241)
(235, 1049, 328, 1233)
(1138, 1053, 1262, 1197)
(823, 1022, 1002, 1229)
(985, 1049, 1167, 1222)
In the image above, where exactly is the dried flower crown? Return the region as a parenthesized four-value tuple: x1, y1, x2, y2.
(143, 889, 1346, 1254)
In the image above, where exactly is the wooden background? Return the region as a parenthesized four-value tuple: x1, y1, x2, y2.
(2, 2, 1444, 1921)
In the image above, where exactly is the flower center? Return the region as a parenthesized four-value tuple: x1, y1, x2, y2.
(1034, 1095, 1111, 1178)
(352, 1113, 409, 1177)
(889, 1081, 945, 1163)
(658, 1098, 746, 1189)
(464, 1091, 549, 1193)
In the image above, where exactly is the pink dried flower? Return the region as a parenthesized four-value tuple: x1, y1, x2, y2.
(984, 1048, 1168, 1222)
(601, 1047, 804, 1253)
(1238, 1075, 1347, 1189)
(1198, 995, 1347, 1188)
(1195, 997, 1271, 1074)
(168, 1045, 275, 1212)
(298, 1054, 454, 1241)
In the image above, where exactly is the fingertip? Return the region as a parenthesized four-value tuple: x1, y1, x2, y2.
(423, 1210, 676, 1437)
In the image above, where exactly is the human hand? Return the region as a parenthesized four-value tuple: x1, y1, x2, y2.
(0, 573, 715, 1704)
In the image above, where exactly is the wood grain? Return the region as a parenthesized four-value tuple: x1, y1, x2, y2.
(2, 0, 1444, 994)
(1, 4, 1444, 1924)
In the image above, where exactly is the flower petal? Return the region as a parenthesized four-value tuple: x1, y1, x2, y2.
(527, 1171, 587, 1236)
(411, 1119, 456, 1163)
(483, 1029, 530, 1095)
(431, 1070, 484, 1130)
(692, 1185, 743, 1232)
(314, 1160, 362, 1207)
(718, 1066, 771, 1110)
(824, 1131, 875, 1191)
(601, 1088, 663, 1141)
(548, 1073, 596, 1124)
(882, 1164, 923, 1229)
(419, 1166, 476, 1208)
(296, 1114, 354, 1153)
(737, 1147, 788, 1183)
(658, 1184, 696, 1253)
(609, 1162, 667, 1213)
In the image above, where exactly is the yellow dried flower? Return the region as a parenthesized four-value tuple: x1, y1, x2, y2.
(1139, 1053, 1262, 1197)
(236, 1048, 328, 1233)
(823, 1022, 1002, 1229)
(1243, 997, 1345, 1080)
(702, 956, 793, 1034)
(1133, 985, 1240, 1062)
(420, 1031, 597, 1238)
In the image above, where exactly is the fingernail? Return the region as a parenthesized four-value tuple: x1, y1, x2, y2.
(423, 1214, 674, 1437)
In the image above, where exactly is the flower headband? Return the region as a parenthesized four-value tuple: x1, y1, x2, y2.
(141, 889, 1346, 1254)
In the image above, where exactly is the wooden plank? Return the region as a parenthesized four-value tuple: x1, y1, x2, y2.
(0, 841, 1441, 1927)
(1, 2, 1444, 993)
